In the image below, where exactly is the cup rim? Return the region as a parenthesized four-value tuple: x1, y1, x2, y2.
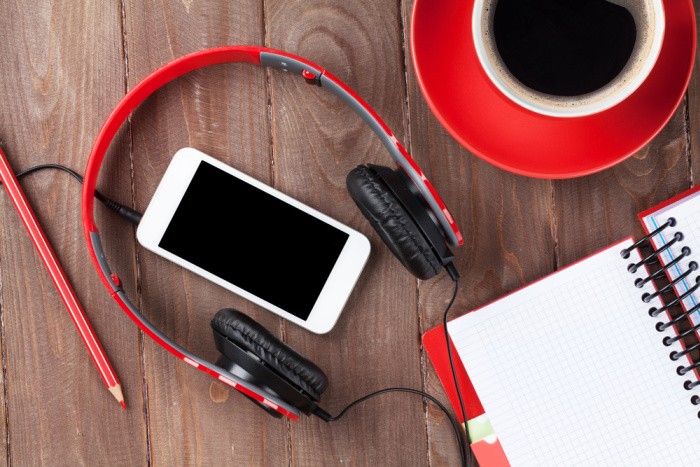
(472, 0, 666, 118)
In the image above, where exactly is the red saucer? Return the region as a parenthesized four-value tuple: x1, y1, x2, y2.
(411, 0, 696, 179)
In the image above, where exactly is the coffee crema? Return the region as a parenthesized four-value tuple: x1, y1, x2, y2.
(494, 0, 636, 97)
(478, 0, 659, 111)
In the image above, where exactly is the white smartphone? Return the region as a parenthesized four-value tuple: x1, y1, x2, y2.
(137, 148, 371, 334)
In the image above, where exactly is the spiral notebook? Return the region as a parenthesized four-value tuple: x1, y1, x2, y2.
(425, 186, 700, 466)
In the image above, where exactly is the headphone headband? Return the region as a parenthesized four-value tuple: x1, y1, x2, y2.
(82, 46, 461, 243)
(81, 46, 462, 419)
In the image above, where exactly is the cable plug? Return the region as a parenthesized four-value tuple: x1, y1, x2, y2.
(446, 262, 460, 282)
(311, 406, 334, 422)
(94, 192, 142, 225)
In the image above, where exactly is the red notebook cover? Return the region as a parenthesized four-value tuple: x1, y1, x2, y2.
(425, 186, 700, 464)
(423, 326, 509, 466)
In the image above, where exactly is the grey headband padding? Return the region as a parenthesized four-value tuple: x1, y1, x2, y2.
(346, 166, 441, 280)
(211, 308, 329, 400)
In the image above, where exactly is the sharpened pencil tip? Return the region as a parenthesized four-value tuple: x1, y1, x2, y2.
(108, 384, 125, 410)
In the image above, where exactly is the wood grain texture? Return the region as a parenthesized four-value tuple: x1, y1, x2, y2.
(554, 104, 690, 266)
(121, 1, 289, 465)
(401, 2, 556, 465)
(0, 0, 696, 465)
(0, 0, 147, 465)
(264, 1, 429, 465)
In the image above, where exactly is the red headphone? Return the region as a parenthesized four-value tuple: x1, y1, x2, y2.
(82, 46, 464, 421)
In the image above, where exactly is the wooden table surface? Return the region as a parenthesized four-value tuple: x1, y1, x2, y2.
(0, 1, 698, 465)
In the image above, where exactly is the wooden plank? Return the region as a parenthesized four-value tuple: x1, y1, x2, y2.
(264, 1, 433, 464)
(0, 2, 690, 465)
(402, 2, 556, 465)
(555, 0, 695, 261)
(121, 1, 290, 464)
(554, 104, 690, 266)
(0, 1, 147, 464)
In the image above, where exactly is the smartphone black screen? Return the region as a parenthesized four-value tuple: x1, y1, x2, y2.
(159, 161, 349, 320)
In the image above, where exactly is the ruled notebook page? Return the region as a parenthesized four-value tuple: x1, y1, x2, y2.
(641, 190, 700, 326)
(448, 240, 700, 466)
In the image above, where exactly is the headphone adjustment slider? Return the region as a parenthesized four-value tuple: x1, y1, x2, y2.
(110, 273, 122, 289)
(302, 69, 322, 86)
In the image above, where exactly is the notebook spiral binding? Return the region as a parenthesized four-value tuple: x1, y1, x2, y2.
(621, 217, 700, 415)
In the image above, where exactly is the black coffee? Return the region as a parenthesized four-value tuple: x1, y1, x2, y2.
(493, 0, 636, 96)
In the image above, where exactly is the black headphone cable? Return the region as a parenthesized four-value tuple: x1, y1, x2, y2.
(9, 163, 142, 224)
(313, 270, 471, 467)
(12, 162, 472, 465)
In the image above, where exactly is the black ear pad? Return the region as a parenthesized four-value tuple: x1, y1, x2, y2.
(211, 309, 328, 400)
(347, 165, 443, 280)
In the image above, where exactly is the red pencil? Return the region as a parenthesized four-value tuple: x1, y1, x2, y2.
(0, 146, 125, 409)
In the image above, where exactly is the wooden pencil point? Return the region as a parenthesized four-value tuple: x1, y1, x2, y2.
(108, 384, 125, 408)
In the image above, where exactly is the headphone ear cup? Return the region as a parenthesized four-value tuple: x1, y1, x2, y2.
(211, 309, 328, 402)
(347, 165, 442, 280)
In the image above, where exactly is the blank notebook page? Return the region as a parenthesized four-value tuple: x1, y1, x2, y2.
(448, 240, 700, 466)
